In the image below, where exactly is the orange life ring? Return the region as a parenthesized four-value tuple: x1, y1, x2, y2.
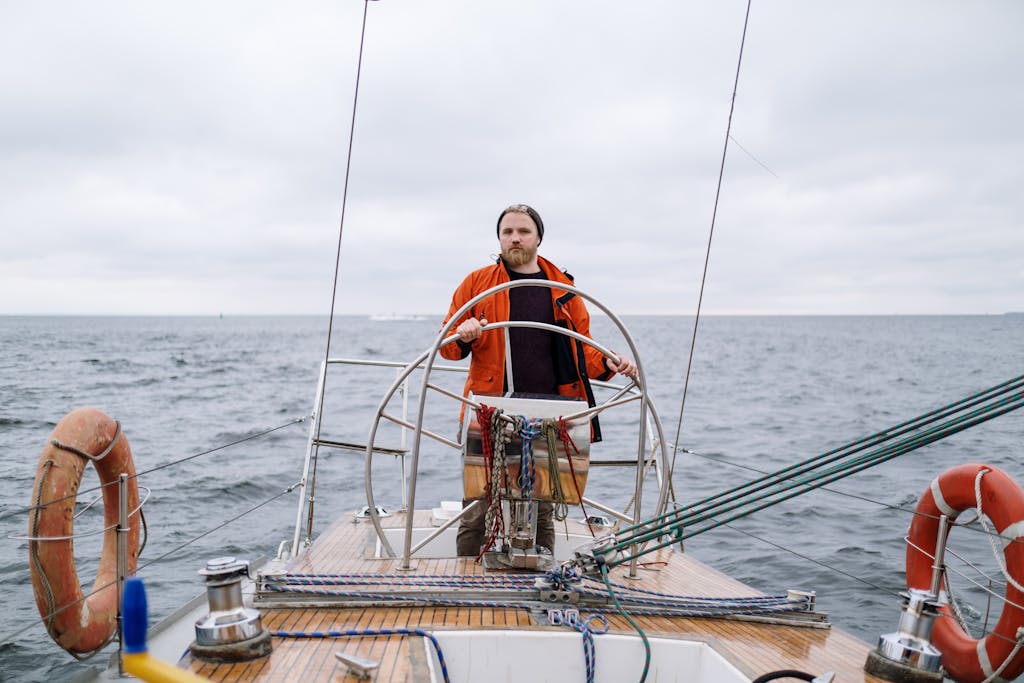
(28, 407, 141, 655)
(906, 462, 1024, 683)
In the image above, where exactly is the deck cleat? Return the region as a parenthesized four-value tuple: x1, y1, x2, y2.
(355, 504, 391, 519)
(190, 556, 273, 663)
(584, 514, 616, 529)
(334, 651, 380, 680)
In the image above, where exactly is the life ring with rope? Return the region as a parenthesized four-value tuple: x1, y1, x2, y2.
(906, 462, 1024, 683)
(28, 407, 141, 656)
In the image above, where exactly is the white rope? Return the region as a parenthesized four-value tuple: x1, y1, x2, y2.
(947, 578, 975, 637)
(974, 469, 1024, 595)
(973, 469, 1024, 682)
(981, 627, 1024, 683)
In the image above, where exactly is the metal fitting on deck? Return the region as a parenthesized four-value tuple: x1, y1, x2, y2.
(190, 557, 273, 663)
(569, 534, 622, 575)
(864, 588, 944, 682)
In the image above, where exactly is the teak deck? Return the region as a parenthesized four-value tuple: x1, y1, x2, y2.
(184, 510, 888, 682)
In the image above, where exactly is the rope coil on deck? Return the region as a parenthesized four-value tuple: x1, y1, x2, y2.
(262, 571, 810, 618)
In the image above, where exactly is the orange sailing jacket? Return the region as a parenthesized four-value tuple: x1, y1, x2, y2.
(440, 256, 613, 440)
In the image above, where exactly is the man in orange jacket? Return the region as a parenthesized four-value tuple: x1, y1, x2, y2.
(441, 203, 637, 556)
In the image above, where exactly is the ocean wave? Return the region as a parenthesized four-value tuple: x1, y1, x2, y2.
(2, 314, 1021, 679)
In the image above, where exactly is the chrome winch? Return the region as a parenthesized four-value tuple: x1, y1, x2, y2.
(190, 556, 273, 663)
(864, 515, 950, 682)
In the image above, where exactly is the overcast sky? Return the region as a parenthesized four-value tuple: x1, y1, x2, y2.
(2, 1, 1021, 316)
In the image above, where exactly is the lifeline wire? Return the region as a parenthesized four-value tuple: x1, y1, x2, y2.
(135, 484, 298, 573)
(605, 375, 1024, 566)
(3, 416, 305, 523)
(4, 481, 300, 649)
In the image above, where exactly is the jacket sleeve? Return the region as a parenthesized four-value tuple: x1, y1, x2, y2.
(568, 296, 615, 381)
(439, 275, 475, 361)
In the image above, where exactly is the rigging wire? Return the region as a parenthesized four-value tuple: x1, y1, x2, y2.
(135, 483, 299, 573)
(2, 417, 306, 524)
(6, 418, 304, 646)
(714, 519, 901, 598)
(0, 483, 301, 651)
(729, 133, 778, 178)
(669, 0, 753, 482)
(605, 376, 1024, 562)
(641, 376, 1024, 534)
(659, 464, 1024, 619)
(305, 0, 375, 544)
(684, 444, 1024, 547)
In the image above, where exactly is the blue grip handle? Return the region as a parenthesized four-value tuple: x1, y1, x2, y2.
(122, 577, 148, 654)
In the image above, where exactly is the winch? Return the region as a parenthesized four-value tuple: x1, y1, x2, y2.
(190, 556, 273, 663)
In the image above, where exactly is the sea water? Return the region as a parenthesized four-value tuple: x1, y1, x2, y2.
(0, 314, 1021, 681)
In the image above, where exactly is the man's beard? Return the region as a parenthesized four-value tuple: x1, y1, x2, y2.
(501, 244, 537, 267)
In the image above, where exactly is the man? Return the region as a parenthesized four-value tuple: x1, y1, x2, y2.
(441, 203, 637, 556)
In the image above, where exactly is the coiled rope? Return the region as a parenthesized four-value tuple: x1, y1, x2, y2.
(556, 417, 593, 530)
(475, 405, 594, 552)
(542, 417, 570, 520)
(477, 405, 512, 556)
(263, 571, 807, 619)
(519, 418, 542, 523)
(262, 568, 807, 683)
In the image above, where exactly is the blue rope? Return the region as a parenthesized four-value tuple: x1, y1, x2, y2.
(519, 418, 543, 516)
(573, 613, 609, 683)
(264, 583, 532, 611)
(274, 570, 806, 609)
(544, 565, 582, 588)
(265, 585, 807, 622)
(276, 572, 536, 587)
(273, 628, 450, 683)
(282, 572, 536, 580)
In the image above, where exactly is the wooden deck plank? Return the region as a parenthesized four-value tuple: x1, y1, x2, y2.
(186, 510, 889, 682)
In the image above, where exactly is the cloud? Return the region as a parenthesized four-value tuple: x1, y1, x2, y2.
(1, 1, 1022, 315)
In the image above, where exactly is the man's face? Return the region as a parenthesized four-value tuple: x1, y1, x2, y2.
(498, 212, 540, 267)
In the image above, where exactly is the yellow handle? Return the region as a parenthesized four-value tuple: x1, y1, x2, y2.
(122, 652, 213, 683)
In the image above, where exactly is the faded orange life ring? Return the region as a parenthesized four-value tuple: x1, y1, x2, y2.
(906, 463, 1024, 683)
(28, 407, 141, 656)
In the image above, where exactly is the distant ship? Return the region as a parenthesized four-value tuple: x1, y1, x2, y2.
(369, 313, 429, 321)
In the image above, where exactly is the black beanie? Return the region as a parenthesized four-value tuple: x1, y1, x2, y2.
(496, 204, 544, 243)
